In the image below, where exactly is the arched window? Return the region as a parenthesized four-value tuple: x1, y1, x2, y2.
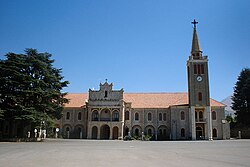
(194, 64, 197, 74)
(92, 111, 99, 121)
(104, 91, 108, 98)
(148, 113, 152, 121)
(125, 111, 129, 120)
(112, 111, 119, 121)
(198, 92, 202, 101)
(212, 111, 216, 120)
(159, 113, 162, 121)
(181, 128, 185, 137)
(181, 111, 185, 120)
(135, 113, 139, 121)
(163, 113, 167, 121)
(78, 112, 82, 120)
(66, 112, 70, 120)
(213, 128, 217, 138)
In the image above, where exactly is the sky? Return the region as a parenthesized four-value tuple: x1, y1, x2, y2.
(0, 0, 250, 101)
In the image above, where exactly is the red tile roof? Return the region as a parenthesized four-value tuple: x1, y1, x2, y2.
(64, 92, 225, 108)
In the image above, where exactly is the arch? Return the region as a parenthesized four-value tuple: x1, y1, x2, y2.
(78, 112, 82, 120)
(135, 112, 139, 121)
(196, 126, 204, 140)
(132, 125, 142, 137)
(145, 125, 155, 136)
(125, 111, 129, 120)
(181, 128, 185, 138)
(63, 124, 72, 139)
(112, 111, 119, 122)
(158, 125, 170, 140)
(181, 111, 185, 120)
(213, 128, 217, 138)
(100, 124, 110, 139)
(92, 126, 98, 139)
(92, 110, 99, 121)
(148, 112, 152, 121)
(112, 126, 119, 140)
(74, 125, 84, 139)
(212, 111, 217, 120)
(100, 108, 111, 121)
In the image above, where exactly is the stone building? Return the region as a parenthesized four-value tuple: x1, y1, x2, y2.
(56, 21, 230, 140)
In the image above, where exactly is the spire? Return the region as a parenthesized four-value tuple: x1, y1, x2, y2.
(191, 19, 202, 59)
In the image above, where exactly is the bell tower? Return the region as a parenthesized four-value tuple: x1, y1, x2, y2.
(187, 20, 212, 140)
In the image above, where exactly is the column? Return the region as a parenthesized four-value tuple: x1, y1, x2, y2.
(206, 106, 213, 140)
(190, 106, 196, 140)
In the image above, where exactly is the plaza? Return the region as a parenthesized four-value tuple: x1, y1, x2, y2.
(0, 139, 250, 167)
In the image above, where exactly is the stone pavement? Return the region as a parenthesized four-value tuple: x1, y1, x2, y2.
(0, 139, 250, 167)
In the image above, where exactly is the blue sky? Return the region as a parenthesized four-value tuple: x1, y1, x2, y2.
(1, 0, 250, 101)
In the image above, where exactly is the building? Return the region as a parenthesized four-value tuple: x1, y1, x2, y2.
(56, 21, 230, 140)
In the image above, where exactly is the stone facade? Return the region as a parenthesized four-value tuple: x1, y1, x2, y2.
(56, 23, 230, 140)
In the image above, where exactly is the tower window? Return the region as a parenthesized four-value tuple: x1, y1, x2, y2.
(104, 91, 108, 98)
(181, 111, 185, 120)
(194, 64, 197, 74)
(198, 92, 202, 101)
(201, 64, 204, 74)
(159, 113, 162, 121)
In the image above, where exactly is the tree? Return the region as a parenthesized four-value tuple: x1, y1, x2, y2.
(0, 49, 69, 138)
(232, 68, 250, 126)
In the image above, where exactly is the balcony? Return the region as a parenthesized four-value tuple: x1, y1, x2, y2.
(196, 118, 206, 123)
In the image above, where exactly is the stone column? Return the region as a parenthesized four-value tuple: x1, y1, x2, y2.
(190, 106, 196, 140)
(206, 106, 213, 140)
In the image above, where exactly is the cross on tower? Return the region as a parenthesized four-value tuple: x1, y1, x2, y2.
(191, 19, 198, 28)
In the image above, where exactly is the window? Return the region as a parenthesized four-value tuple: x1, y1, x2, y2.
(181, 128, 185, 137)
(125, 111, 129, 120)
(194, 64, 205, 74)
(199, 111, 203, 120)
(181, 111, 185, 120)
(163, 113, 167, 121)
(66, 112, 70, 120)
(194, 64, 197, 74)
(159, 113, 162, 121)
(92, 111, 99, 121)
(148, 113, 152, 121)
(112, 111, 119, 121)
(198, 92, 202, 101)
(213, 128, 217, 138)
(212, 111, 216, 120)
(104, 91, 108, 98)
(135, 113, 139, 121)
(78, 112, 82, 120)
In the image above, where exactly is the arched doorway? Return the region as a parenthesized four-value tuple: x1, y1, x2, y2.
(158, 125, 170, 140)
(196, 126, 204, 140)
(100, 124, 110, 139)
(124, 126, 129, 136)
(112, 126, 119, 139)
(92, 126, 98, 139)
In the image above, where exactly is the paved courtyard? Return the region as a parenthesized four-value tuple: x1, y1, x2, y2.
(0, 139, 250, 167)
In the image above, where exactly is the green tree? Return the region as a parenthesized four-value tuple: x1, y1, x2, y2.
(0, 49, 69, 138)
(232, 68, 250, 126)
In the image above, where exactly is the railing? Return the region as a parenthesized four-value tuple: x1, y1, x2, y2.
(196, 118, 206, 122)
(92, 118, 119, 122)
